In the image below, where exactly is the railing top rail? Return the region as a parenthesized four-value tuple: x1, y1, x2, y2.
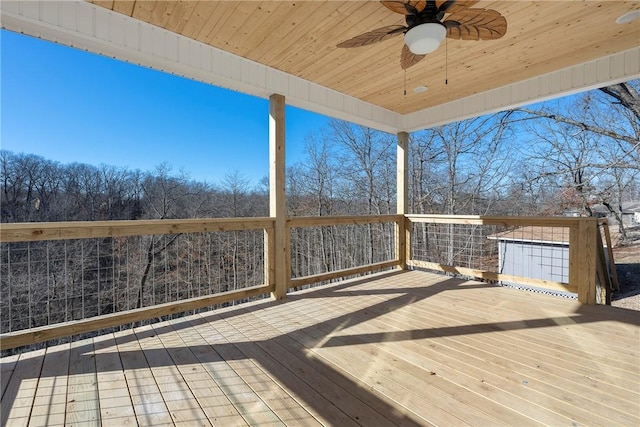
(0, 217, 275, 243)
(288, 214, 403, 228)
(405, 214, 596, 227)
(1, 214, 599, 243)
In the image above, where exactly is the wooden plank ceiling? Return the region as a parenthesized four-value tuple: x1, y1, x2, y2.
(90, 1, 640, 115)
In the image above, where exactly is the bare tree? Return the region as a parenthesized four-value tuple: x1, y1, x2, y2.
(410, 113, 514, 215)
(518, 80, 640, 162)
(514, 80, 639, 239)
(328, 119, 396, 215)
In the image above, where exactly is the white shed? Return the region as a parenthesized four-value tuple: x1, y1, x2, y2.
(488, 227, 570, 286)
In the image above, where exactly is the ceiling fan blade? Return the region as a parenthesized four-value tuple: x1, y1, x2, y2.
(401, 44, 426, 69)
(437, 0, 479, 14)
(413, 1, 427, 13)
(337, 25, 406, 48)
(444, 9, 507, 40)
(381, 1, 412, 15)
(381, 1, 426, 15)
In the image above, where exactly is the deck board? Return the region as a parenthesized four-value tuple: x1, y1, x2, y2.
(134, 324, 213, 426)
(93, 334, 137, 425)
(114, 330, 174, 426)
(0, 353, 19, 399)
(343, 294, 635, 425)
(1, 348, 46, 427)
(29, 343, 70, 426)
(66, 338, 100, 426)
(1, 270, 638, 426)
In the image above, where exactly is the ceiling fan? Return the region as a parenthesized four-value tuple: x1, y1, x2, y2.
(337, 1, 507, 69)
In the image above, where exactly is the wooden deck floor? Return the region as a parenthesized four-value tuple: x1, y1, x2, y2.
(2, 270, 639, 426)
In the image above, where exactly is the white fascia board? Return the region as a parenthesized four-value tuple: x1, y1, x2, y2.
(0, 0, 404, 134)
(402, 46, 640, 132)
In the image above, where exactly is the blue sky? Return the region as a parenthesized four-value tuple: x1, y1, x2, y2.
(1, 30, 328, 186)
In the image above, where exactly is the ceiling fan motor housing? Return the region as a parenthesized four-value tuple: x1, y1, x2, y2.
(404, 22, 447, 55)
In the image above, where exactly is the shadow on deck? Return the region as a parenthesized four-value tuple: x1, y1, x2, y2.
(2, 270, 639, 426)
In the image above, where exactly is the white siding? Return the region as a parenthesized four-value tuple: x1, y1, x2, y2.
(403, 46, 640, 132)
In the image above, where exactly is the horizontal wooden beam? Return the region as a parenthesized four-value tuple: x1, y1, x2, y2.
(289, 215, 403, 228)
(0, 218, 275, 243)
(408, 260, 578, 294)
(0, 285, 272, 350)
(288, 260, 400, 289)
(406, 215, 582, 227)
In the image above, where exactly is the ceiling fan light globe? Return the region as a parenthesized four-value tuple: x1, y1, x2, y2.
(404, 23, 446, 55)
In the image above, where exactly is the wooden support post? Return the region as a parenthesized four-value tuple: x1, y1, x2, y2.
(264, 227, 275, 294)
(269, 94, 288, 300)
(600, 220, 619, 291)
(569, 218, 598, 304)
(404, 215, 412, 268)
(396, 132, 409, 269)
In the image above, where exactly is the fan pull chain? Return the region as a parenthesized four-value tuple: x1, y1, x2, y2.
(404, 69, 407, 96)
(445, 37, 448, 85)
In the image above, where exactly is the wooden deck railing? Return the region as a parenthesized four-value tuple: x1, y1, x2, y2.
(0, 218, 275, 350)
(287, 215, 403, 288)
(405, 215, 604, 304)
(0, 214, 606, 350)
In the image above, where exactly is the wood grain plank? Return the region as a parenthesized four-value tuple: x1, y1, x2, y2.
(112, 0, 135, 16)
(153, 319, 252, 426)
(134, 324, 212, 426)
(440, 287, 640, 357)
(231, 306, 437, 427)
(380, 296, 640, 419)
(215, 309, 434, 427)
(0, 217, 274, 243)
(254, 295, 522, 426)
(312, 276, 637, 423)
(93, 334, 137, 424)
(288, 260, 400, 288)
(29, 343, 70, 426)
(0, 353, 20, 399)
(288, 214, 402, 228)
(201, 2, 251, 51)
(130, 0, 157, 22)
(409, 260, 578, 293)
(114, 329, 174, 426)
(65, 338, 100, 426)
(86, 1, 640, 115)
(191, 313, 364, 427)
(176, 314, 319, 427)
(346, 309, 585, 425)
(0, 349, 46, 427)
(1, 270, 638, 426)
(179, 2, 218, 40)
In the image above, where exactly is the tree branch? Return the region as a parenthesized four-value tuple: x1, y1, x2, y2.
(517, 108, 640, 149)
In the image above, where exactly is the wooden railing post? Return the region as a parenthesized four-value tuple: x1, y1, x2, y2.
(569, 218, 598, 304)
(397, 131, 409, 269)
(405, 216, 412, 267)
(269, 94, 288, 300)
(264, 226, 276, 294)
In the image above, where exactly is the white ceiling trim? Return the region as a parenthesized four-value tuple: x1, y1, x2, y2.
(2, 1, 639, 136)
(402, 46, 640, 132)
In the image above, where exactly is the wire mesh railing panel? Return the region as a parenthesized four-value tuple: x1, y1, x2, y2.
(290, 222, 396, 280)
(410, 222, 573, 296)
(0, 230, 265, 334)
(411, 222, 502, 271)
